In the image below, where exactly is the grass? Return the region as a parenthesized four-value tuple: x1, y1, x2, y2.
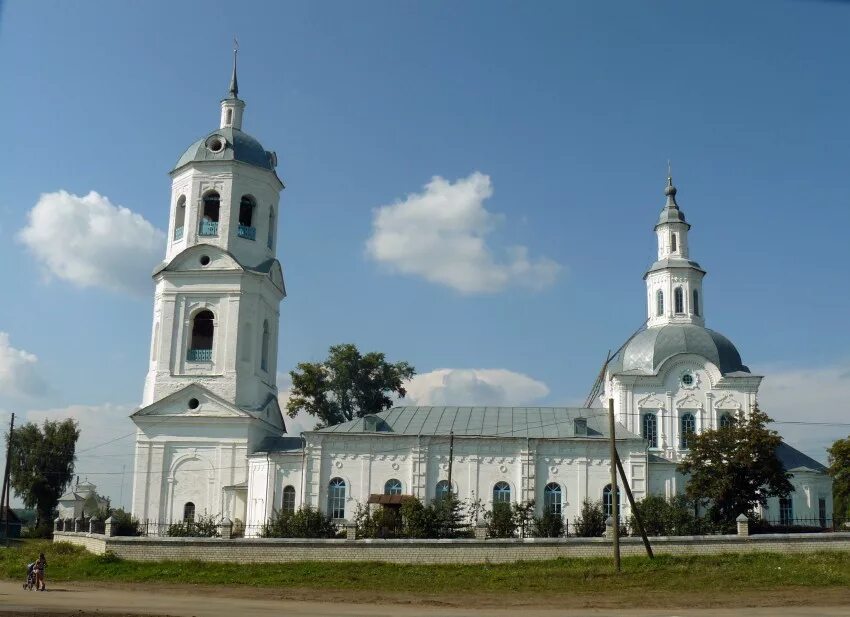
(2, 539, 850, 597)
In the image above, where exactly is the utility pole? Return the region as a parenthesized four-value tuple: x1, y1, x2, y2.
(447, 431, 454, 496)
(2, 413, 15, 545)
(608, 399, 620, 572)
(614, 451, 653, 558)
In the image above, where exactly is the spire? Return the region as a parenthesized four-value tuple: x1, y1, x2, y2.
(665, 162, 678, 207)
(228, 38, 239, 99)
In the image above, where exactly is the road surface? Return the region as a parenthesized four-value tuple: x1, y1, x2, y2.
(2, 581, 849, 617)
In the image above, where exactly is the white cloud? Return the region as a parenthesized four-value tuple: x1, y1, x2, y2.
(757, 362, 850, 465)
(402, 368, 550, 406)
(366, 172, 561, 294)
(0, 332, 48, 398)
(19, 190, 165, 295)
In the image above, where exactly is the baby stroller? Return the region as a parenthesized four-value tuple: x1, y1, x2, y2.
(23, 563, 36, 591)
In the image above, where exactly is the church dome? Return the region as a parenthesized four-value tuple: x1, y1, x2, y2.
(612, 324, 749, 376)
(173, 127, 275, 172)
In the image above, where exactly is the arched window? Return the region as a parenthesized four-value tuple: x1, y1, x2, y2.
(183, 502, 195, 523)
(174, 196, 186, 240)
(260, 320, 270, 372)
(267, 208, 275, 249)
(719, 413, 733, 429)
(642, 412, 658, 448)
(238, 195, 256, 240)
(327, 477, 346, 519)
(670, 233, 678, 252)
(674, 287, 684, 314)
(543, 483, 562, 515)
(188, 310, 214, 361)
(435, 480, 451, 501)
(693, 289, 700, 316)
(385, 479, 402, 495)
(680, 413, 696, 449)
(200, 191, 220, 236)
(493, 481, 511, 504)
(282, 485, 296, 514)
(602, 484, 620, 519)
(779, 497, 793, 526)
(656, 290, 664, 317)
(226, 108, 233, 125)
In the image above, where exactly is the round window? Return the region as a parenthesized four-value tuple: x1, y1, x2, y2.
(188, 398, 200, 410)
(681, 373, 694, 386)
(205, 136, 225, 153)
(199, 255, 211, 266)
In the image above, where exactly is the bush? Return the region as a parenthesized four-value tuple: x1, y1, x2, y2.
(573, 499, 606, 537)
(109, 508, 142, 537)
(260, 506, 337, 539)
(166, 513, 220, 537)
(629, 495, 699, 537)
(532, 511, 565, 538)
(485, 502, 516, 538)
(21, 522, 54, 539)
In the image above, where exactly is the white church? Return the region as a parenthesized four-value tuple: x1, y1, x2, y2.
(130, 59, 832, 533)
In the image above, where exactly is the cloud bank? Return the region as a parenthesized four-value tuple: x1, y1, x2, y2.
(366, 173, 560, 294)
(19, 190, 165, 295)
(0, 332, 48, 398)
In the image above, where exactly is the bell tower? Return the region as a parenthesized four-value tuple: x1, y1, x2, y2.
(132, 51, 287, 525)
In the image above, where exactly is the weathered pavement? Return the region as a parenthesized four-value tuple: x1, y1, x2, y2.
(2, 581, 850, 617)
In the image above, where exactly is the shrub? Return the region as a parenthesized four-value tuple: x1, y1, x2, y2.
(629, 495, 699, 537)
(21, 522, 54, 539)
(260, 506, 336, 538)
(108, 508, 142, 537)
(532, 511, 565, 538)
(166, 513, 220, 538)
(485, 502, 516, 538)
(573, 499, 606, 537)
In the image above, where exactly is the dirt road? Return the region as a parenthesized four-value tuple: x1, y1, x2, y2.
(3, 582, 850, 617)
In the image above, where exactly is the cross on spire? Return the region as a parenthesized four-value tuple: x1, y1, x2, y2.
(228, 37, 239, 99)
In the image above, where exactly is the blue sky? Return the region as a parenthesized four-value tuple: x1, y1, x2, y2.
(1, 0, 849, 507)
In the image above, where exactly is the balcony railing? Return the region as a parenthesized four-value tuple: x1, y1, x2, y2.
(173, 226, 184, 241)
(187, 348, 212, 362)
(237, 225, 256, 240)
(199, 220, 219, 236)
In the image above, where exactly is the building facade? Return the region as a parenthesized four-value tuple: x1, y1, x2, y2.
(131, 62, 831, 532)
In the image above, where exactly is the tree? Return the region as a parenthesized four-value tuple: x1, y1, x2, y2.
(827, 436, 850, 522)
(7, 419, 80, 526)
(287, 343, 415, 427)
(573, 499, 606, 537)
(677, 404, 792, 528)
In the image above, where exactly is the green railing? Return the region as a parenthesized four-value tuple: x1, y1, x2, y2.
(199, 220, 219, 236)
(187, 348, 212, 362)
(174, 226, 184, 241)
(237, 225, 256, 240)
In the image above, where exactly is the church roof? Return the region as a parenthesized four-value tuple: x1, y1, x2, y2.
(316, 406, 641, 440)
(776, 441, 827, 473)
(254, 435, 305, 453)
(172, 126, 275, 172)
(609, 323, 750, 376)
(644, 256, 705, 277)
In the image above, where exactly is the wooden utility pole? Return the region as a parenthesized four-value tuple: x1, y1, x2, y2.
(2, 413, 15, 545)
(608, 399, 621, 572)
(447, 431, 454, 496)
(614, 451, 653, 558)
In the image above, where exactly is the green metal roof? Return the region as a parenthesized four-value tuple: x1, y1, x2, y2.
(173, 126, 275, 172)
(316, 406, 641, 440)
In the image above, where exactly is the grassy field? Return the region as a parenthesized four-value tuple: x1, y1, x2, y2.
(2, 539, 850, 598)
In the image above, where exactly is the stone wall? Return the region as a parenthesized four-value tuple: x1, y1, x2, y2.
(54, 531, 850, 565)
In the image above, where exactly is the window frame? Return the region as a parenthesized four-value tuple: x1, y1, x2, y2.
(642, 412, 658, 448)
(680, 412, 696, 449)
(543, 482, 562, 515)
(282, 485, 296, 514)
(384, 479, 403, 495)
(674, 286, 684, 314)
(656, 289, 664, 317)
(779, 496, 793, 526)
(493, 481, 511, 504)
(327, 477, 346, 520)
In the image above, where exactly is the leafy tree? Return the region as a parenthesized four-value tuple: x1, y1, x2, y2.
(573, 499, 606, 537)
(628, 494, 698, 537)
(7, 419, 80, 526)
(484, 502, 516, 538)
(827, 436, 850, 522)
(287, 343, 415, 427)
(260, 506, 337, 538)
(532, 511, 565, 538)
(678, 404, 793, 527)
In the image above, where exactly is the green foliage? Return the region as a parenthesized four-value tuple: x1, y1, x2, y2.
(20, 522, 54, 539)
(109, 508, 142, 537)
(166, 514, 220, 538)
(629, 495, 699, 537)
(286, 343, 415, 427)
(484, 502, 516, 538)
(531, 511, 565, 538)
(678, 404, 793, 528)
(260, 506, 337, 538)
(7, 419, 80, 526)
(573, 499, 606, 537)
(358, 495, 468, 539)
(827, 435, 850, 522)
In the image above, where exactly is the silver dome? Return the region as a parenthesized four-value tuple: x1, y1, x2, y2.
(610, 324, 749, 376)
(173, 127, 275, 172)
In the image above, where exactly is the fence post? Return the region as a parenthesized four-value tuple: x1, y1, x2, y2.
(345, 521, 357, 541)
(74, 517, 84, 533)
(220, 517, 233, 540)
(604, 516, 614, 538)
(474, 523, 488, 541)
(736, 513, 750, 537)
(54, 517, 62, 532)
(104, 515, 115, 537)
(89, 517, 99, 534)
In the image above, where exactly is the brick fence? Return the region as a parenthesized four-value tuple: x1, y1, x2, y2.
(53, 530, 850, 564)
